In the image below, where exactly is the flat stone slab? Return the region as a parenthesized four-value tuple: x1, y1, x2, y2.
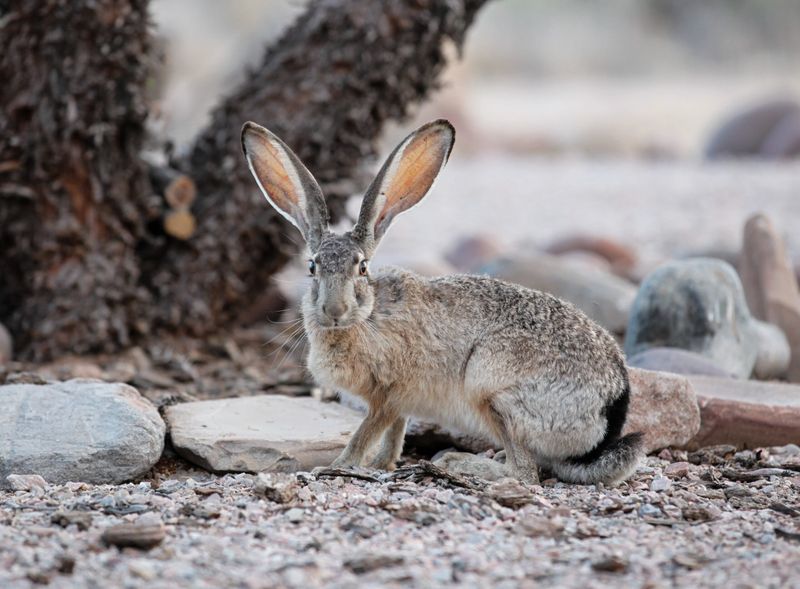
(686, 376, 800, 449)
(0, 380, 165, 486)
(165, 395, 363, 473)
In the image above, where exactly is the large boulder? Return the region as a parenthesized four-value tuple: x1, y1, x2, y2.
(624, 368, 701, 453)
(481, 253, 637, 333)
(0, 380, 164, 486)
(165, 395, 363, 473)
(624, 258, 790, 379)
(686, 376, 800, 450)
(739, 213, 800, 382)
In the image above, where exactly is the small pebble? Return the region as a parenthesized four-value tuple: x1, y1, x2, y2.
(285, 508, 305, 523)
(665, 462, 691, 478)
(638, 504, 662, 518)
(650, 476, 672, 492)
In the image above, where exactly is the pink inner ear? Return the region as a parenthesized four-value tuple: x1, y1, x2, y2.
(247, 133, 302, 216)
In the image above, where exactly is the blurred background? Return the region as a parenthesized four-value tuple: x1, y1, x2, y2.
(152, 0, 800, 275)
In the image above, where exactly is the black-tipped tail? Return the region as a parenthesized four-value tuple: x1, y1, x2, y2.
(552, 432, 644, 485)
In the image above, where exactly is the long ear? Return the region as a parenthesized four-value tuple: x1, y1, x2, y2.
(352, 119, 455, 254)
(241, 121, 329, 250)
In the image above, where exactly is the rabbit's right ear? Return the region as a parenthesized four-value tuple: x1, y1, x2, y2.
(241, 122, 329, 251)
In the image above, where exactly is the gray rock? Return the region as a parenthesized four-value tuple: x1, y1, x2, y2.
(650, 476, 671, 492)
(704, 99, 800, 159)
(624, 258, 790, 379)
(0, 380, 165, 486)
(6, 474, 48, 492)
(165, 395, 363, 473)
(627, 347, 734, 378)
(433, 451, 512, 482)
(481, 253, 637, 333)
(751, 320, 792, 380)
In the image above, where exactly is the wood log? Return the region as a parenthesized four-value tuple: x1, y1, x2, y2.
(0, 0, 155, 360)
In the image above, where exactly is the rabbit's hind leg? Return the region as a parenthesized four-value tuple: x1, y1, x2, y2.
(484, 398, 540, 485)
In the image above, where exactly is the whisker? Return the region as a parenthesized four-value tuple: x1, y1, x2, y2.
(277, 331, 308, 368)
(262, 320, 305, 348)
(265, 313, 302, 325)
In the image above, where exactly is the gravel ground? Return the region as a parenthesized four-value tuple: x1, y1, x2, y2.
(2, 448, 799, 589)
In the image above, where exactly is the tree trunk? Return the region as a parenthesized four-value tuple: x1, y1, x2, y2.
(0, 0, 155, 360)
(146, 0, 489, 335)
(0, 0, 489, 360)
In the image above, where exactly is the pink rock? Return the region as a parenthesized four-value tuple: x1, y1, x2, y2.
(545, 235, 638, 280)
(686, 376, 800, 450)
(624, 368, 701, 453)
(664, 461, 691, 478)
(444, 235, 504, 273)
(740, 213, 800, 382)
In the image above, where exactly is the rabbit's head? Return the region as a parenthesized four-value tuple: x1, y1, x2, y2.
(242, 120, 454, 328)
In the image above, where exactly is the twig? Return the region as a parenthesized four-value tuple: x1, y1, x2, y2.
(313, 468, 381, 483)
(386, 460, 487, 491)
(770, 502, 800, 518)
(776, 528, 800, 542)
(719, 468, 798, 482)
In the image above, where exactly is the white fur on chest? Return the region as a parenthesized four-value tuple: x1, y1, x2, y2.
(307, 327, 492, 439)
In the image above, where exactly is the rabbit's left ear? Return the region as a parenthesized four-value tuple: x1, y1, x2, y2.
(352, 119, 454, 254)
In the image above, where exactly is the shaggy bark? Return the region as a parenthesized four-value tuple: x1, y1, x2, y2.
(0, 0, 155, 360)
(0, 0, 488, 360)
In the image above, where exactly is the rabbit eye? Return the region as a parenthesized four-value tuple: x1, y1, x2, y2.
(359, 260, 368, 276)
(308, 260, 316, 276)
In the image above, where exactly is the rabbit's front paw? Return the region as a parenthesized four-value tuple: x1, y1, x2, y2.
(329, 457, 358, 469)
(367, 457, 397, 471)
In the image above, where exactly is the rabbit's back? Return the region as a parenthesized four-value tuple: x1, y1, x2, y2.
(429, 274, 623, 368)
(306, 269, 626, 418)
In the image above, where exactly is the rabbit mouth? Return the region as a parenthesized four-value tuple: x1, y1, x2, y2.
(314, 314, 363, 330)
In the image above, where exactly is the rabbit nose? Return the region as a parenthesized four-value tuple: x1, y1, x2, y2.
(323, 300, 349, 320)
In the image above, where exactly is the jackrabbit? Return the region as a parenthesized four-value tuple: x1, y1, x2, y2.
(241, 119, 643, 484)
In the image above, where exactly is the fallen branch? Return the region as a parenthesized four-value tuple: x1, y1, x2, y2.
(719, 468, 798, 482)
(313, 467, 381, 483)
(387, 460, 487, 491)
